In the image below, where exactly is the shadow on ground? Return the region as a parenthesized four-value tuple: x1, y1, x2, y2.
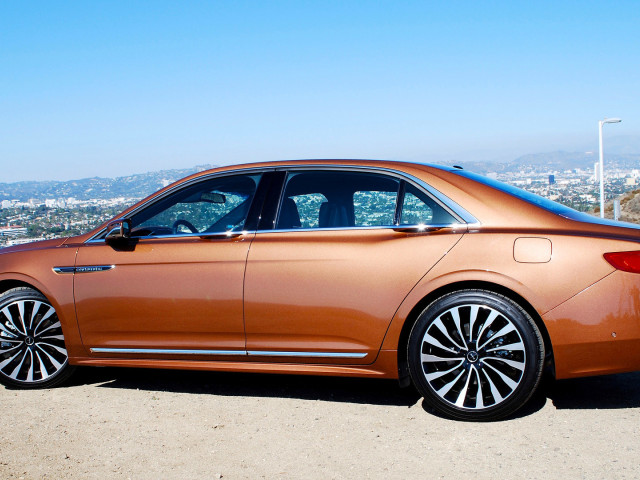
(68, 366, 421, 407)
(67, 367, 640, 414)
(546, 371, 640, 410)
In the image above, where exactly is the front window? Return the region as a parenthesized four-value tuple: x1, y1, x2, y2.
(127, 174, 261, 237)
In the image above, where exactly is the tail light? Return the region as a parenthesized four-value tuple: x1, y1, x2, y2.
(604, 251, 640, 274)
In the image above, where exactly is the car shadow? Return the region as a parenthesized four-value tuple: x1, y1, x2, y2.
(67, 367, 640, 414)
(68, 366, 422, 407)
(546, 371, 640, 410)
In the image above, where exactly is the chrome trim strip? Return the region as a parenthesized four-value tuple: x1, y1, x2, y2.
(90, 348, 246, 355)
(53, 267, 76, 274)
(247, 350, 368, 359)
(89, 347, 368, 359)
(254, 223, 469, 235)
(76, 265, 115, 273)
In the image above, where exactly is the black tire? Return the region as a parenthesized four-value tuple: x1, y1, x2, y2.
(408, 289, 544, 421)
(0, 287, 75, 389)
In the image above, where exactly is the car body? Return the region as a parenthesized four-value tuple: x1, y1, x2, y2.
(2, 159, 640, 420)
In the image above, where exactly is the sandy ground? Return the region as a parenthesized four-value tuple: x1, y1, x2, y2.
(1, 367, 639, 480)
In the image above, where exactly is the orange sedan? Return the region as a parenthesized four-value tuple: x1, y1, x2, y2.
(1, 159, 640, 420)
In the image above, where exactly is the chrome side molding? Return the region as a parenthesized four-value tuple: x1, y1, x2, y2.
(89, 347, 367, 359)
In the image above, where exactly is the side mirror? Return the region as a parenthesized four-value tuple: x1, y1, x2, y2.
(105, 218, 132, 244)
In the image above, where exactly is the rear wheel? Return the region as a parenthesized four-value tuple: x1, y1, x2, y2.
(0, 287, 75, 389)
(408, 290, 544, 421)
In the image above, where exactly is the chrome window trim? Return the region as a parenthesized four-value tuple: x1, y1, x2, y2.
(85, 163, 478, 244)
(90, 347, 367, 359)
(254, 223, 469, 235)
(86, 231, 250, 244)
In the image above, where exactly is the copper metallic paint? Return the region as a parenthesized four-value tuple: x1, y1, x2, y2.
(2, 159, 640, 383)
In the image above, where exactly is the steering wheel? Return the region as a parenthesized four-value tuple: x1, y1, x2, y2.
(172, 219, 199, 234)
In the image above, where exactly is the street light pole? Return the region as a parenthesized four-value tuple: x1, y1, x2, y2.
(599, 117, 622, 218)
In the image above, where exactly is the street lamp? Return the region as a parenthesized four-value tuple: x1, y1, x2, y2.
(599, 117, 622, 218)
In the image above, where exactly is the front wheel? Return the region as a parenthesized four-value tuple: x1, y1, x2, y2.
(408, 290, 544, 421)
(0, 287, 75, 389)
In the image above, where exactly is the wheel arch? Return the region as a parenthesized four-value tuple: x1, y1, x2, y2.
(395, 280, 555, 386)
(0, 279, 47, 297)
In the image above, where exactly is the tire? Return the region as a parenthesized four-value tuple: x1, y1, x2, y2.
(408, 289, 544, 421)
(0, 287, 75, 389)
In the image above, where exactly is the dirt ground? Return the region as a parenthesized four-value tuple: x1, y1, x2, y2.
(1, 367, 639, 480)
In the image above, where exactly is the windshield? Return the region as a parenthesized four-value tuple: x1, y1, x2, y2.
(451, 169, 640, 229)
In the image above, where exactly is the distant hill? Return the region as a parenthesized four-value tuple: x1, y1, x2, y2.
(444, 151, 640, 175)
(0, 165, 216, 202)
(600, 188, 640, 223)
(2, 148, 640, 202)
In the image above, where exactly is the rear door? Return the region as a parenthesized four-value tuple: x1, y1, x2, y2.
(243, 168, 466, 364)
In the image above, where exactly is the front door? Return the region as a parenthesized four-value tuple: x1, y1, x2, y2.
(74, 173, 262, 357)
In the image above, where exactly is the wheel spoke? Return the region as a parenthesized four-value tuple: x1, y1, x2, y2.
(424, 331, 459, 354)
(448, 308, 468, 349)
(35, 350, 50, 379)
(484, 356, 525, 371)
(421, 353, 464, 363)
(37, 341, 67, 356)
(424, 360, 465, 381)
(474, 368, 485, 409)
(483, 361, 519, 390)
(16, 302, 27, 334)
(0, 341, 22, 353)
(485, 342, 524, 353)
(36, 320, 61, 337)
(0, 349, 22, 370)
(9, 349, 29, 380)
(480, 366, 503, 405)
(39, 334, 65, 341)
(436, 368, 466, 397)
(32, 306, 55, 335)
(454, 366, 474, 407)
(476, 310, 499, 347)
(468, 305, 479, 342)
(0, 322, 19, 338)
(433, 318, 466, 351)
(35, 344, 64, 370)
(25, 349, 34, 382)
(2, 306, 24, 336)
(28, 301, 42, 330)
(477, 323, 516, 351)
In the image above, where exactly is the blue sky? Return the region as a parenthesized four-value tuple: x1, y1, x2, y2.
(1, 1, 638, 182)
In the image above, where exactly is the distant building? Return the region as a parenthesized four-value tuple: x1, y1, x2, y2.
(0, 226, 27, 237)
(549, 175, 555, 185)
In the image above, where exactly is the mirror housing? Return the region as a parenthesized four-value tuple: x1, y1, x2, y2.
(105, 218, 132, 244)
